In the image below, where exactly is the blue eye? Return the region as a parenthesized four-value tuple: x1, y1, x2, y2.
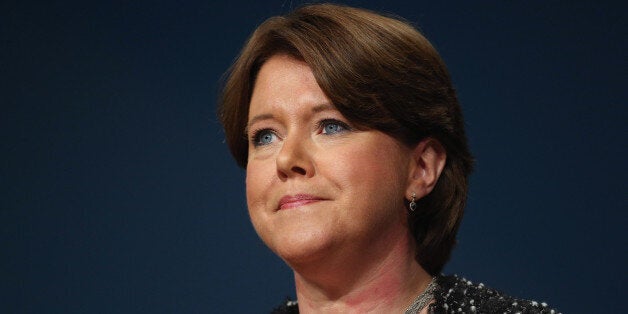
(253, 129, 277, 146)
(321, 119, 350, 135)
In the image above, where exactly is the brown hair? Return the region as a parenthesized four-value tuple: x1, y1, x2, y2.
(218, 3, 473, 275)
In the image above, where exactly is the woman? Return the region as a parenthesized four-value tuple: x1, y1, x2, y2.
(219, 3, 558, 313)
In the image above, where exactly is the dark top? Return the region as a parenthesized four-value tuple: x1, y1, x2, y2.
(271, 275, 560, 313)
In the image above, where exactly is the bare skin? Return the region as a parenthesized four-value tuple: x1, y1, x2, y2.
(246, 55, 446, 313)
(293, 227, 434, 314)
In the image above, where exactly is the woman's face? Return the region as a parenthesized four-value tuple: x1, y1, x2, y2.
(245, 54, 414, 265)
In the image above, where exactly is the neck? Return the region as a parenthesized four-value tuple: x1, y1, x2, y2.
(292, 228, 433, 314)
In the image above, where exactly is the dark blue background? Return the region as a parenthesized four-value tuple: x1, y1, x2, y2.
(2, 1, 626, 313)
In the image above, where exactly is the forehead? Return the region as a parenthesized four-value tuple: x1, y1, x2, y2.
(249, 55, 329, 115)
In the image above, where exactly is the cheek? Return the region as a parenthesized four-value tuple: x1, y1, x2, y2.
(245, 162, 271, 236)
(328, 142, 407, 187)
(245, 160, 275, 209)
(245, 164, 261, 203)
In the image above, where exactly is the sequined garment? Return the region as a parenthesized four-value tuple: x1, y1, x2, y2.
(271, 275, 560, 314)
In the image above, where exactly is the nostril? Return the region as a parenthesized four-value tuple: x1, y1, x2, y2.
(291, 166, 307, 175)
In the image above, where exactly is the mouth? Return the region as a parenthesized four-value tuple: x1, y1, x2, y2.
(278, 194, 325, 210)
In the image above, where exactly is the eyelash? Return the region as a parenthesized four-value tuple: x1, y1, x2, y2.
(249, 118, 352, 147)
(318, 119, 351, 135)
(250, 128, 278, 147)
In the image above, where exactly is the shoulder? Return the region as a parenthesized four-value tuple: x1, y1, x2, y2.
(270, 275, 560, 313)
(431, 275, 560, 314)
(271, 298, 299, 314)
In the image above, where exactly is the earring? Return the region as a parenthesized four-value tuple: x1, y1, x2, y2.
(409, 192, 417, 211)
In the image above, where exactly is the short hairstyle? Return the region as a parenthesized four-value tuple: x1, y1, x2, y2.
(218, 3, 474, 275)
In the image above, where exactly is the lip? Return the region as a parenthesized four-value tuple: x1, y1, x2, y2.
(278, 194, 325, 210)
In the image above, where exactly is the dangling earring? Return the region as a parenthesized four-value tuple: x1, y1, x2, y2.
(409, 192, 417, 211)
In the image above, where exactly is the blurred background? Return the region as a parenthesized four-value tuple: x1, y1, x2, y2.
(2, 1, 626, 313)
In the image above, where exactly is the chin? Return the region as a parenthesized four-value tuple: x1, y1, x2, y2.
(269, 228, 337, 267)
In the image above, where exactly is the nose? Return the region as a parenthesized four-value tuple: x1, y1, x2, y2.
(276, 133, 315, 179)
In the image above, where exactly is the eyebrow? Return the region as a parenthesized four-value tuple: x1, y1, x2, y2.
(245, 103, 335, 134)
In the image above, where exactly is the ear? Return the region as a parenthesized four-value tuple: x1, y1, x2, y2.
(406, 138, 447, 200)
